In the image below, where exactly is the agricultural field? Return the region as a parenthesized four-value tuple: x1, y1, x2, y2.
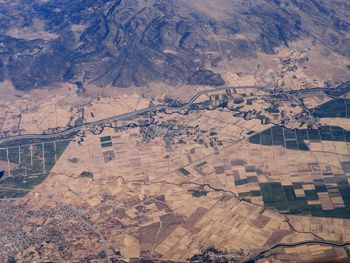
(0, 81, 349, 262)
(0, 138, 72, 198)
(313, 99, 350, 119)
(0, 0, 350, 261)
(249, 126, 350, 151)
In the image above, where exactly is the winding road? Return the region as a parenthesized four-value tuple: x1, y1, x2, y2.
(0, 82, 348, 146)
(0, 82, 349, 261)
(0, 86, 251, 145)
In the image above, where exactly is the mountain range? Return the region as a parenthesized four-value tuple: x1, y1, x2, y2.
(0, 0, 349, 90)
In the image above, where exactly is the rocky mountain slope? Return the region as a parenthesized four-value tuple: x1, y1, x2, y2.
(0, 0, 349, 90)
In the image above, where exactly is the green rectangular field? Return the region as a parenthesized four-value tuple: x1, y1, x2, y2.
(101, 141, 113, 148)
(271, 127, 284, 146)
(100, 136, 112, 143)
(7, 147, 20, 164)
(260, 129, 273, 145)
(31, 144, 44, 174)
(235, 178, 248, 186)
(285, 140, 298, 150)
(330, 126, 346, 141)
(296, 130, 309, 151)
(20, 145, 32, 168)
(0, 148, 7, 161)
(307, 129, 321, 141)
(319, 127, 333, 141)
(44, 142, 56, 172)
(283, 128, 296, 140)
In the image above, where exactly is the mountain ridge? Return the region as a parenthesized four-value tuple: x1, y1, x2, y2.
(0, 0, 349, 90)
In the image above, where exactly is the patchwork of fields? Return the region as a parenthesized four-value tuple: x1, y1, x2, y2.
(0, 138, 71, 198)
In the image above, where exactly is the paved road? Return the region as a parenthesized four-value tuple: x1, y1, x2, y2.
(0, 86, 257, 145)
(0, 83, 347, 146)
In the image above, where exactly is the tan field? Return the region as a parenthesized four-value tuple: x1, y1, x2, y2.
(0, 44, 349, 262)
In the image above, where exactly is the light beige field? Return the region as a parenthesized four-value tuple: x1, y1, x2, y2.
(2, 101, 348, 262)
(0, 58, 349, 262)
